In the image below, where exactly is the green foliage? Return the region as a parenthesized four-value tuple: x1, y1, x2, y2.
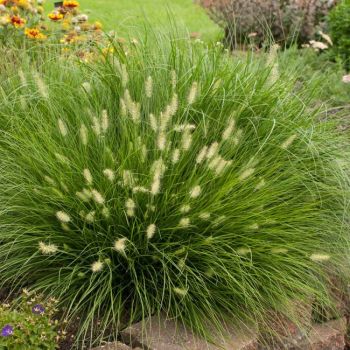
(0, 34, 349, 348)
(329, 0, 350, 67)
(0, 292, 60, 350)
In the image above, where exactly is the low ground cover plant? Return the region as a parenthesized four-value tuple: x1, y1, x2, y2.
(0, 33, 349, 348)
(0, 290, 60, 349)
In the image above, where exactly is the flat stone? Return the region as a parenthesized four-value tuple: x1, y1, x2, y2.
(297, 318, 346, 350)
(90, 341, 132, 350)
(120, 314, 258, 350)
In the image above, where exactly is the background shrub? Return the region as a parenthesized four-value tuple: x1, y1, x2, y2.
(200, 0, 338, 48)
(328, 0, 350, 67)
(0, 35, 349, 348)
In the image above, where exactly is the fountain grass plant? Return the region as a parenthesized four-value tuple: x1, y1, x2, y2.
(0, 33, 349, 348)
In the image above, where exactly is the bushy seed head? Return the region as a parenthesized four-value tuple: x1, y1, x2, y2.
(58, 119, 68, 137)
(114, 237, 127, 253)
(172, 149, 180, 164)
(239, 168, 255, 181)
(101, 110, 109, 133)
(145, 75, 153, 98)
(179, 217, 190, 227)
(91, 189, 105, 205)
(190, 185, 201, 199)
(281, 134, 297, 149)
(187, 81, 198, 105)
(39, 242, 58, 255)
(222, 118, 235, 141)
(146, 224, 156, 239)
(56, 211, 70, 223)
(173, 287, 188, 296)
(91, 260, 104, 273)
(206, 142, 219, 160)
(310, 253, 330, 262)
(83, 169, 93, 185)
(80, 124, 88, 146)
(103, 169, 115, 182)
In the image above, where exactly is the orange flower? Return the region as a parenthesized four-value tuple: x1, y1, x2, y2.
(25, 27, 47, 40)
(10, 15, 25, 27)
(48, 12, 64, 21)
(63, 0, 79, 8)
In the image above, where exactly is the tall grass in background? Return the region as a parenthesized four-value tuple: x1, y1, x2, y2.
(0, 32, 349, 348)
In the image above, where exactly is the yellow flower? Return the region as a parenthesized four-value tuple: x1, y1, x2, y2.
(48, 12, 64, 21)
(24, 27, 47, 40)
(93, 21, 102, 31)
(17, 0, 29, 9)
(63, 0, 79, 8)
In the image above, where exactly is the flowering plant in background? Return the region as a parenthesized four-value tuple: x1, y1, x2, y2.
(0, 290, 61, 349)
(0, 0, 113, 61)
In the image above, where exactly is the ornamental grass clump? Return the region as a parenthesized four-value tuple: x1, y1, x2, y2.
(0, 35, 349, 347)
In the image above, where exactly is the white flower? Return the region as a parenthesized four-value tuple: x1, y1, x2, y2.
(132, 186, 149, 193)
(39, 242, 58, 255)
(103, 169, 115, 182)
(239, 168, 255, 181)
(91, 260, 104, 273)
(80, 124, 88, 146)
(101, 110, 109, 133)
(309, 40, 328, 50)
(281, 134, 297, 149)
(91, 189, 105, 205)
(342, 75, 350, 84)
(310, 253, 330, 262)
(189, 185, 201, 199)
(56, 211, 70, 223)
(187, 81, 198, 105)
(179, 217, 190, 228)
(58, 119, 68, 137)
(146, 224, 156, 239)
(114, 237, 127, 253)
(145, 76, 153, 98)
